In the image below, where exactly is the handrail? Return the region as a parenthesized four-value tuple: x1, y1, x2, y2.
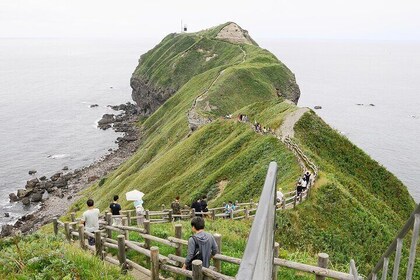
(236, 161, 277, 279)
(367, 203, 420, 280)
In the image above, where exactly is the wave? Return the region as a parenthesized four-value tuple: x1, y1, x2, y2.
(47, 154, 70, 159)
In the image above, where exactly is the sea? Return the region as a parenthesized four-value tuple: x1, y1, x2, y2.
(0, 37, 419, 229)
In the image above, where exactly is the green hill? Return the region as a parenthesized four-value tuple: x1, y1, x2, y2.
(9, 22, 416, 278)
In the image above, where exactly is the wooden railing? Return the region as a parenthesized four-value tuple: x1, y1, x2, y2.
(367, 203, 420, 280)
(52, 162, 360, 280)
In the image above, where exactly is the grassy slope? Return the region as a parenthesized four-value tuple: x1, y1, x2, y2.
(0, 233, 133, 280)
(276, 111, 417, 275)
(27, 23, 417, 278)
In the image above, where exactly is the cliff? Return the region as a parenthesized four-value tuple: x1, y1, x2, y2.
(130, 22, 300, 116)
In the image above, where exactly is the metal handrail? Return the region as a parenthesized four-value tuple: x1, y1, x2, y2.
(367, 203, 420, 280)
(236, 161, 277, 279)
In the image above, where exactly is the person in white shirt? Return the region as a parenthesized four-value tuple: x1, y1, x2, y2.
(80, 199, 100, 246)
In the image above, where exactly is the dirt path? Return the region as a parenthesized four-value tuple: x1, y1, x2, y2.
(279, 107, 309, 141)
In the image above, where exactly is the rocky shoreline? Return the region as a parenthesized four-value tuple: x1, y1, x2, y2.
(1, 102, 140, 237)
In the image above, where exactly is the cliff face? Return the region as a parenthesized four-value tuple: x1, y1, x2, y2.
(130, 22, 300, 116)
(130, 75, 175, 115)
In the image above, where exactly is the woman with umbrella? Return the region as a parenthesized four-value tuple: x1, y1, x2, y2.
(126, 190, 145, 226)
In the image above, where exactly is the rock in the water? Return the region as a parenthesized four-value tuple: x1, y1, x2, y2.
(17, 189, 30, 199)
(28, 170, 37, 175)
(90, 104, 99, 108)
(31, 192, 43, 202)
(39, 176, 47, 181)
(314, 106, 322, 110)
(62, 166, 69, 171)
(22, 197, 30, 205)
(26, 178, 39, 189)
(50, 172, 62, 181)
(98, 114, 115, 128)
(67, 195, 73, 200)
(369, 103, 375, 106)
(9, 193, 19, 202)
(4, 212, 10, 217)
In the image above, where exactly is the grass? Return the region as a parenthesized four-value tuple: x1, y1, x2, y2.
(16, 23, 418, 279)
(0, 233, 133, 280)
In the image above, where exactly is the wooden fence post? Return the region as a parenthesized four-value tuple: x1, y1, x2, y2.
(53, 218, 58, 236)
(293, 195, 297, 208)
(192, 259, 203, 280)
(272, 242, 279, 280)
(122, 217, 129, 240)
(213, 233, 222, 272)
(144, 220, 151, 249)
(95, 230, 103, 259)
(151, 246, 160, 280)
(282, 199, 286, 210)
(230, 210, 233, 220)
(117, 235, 127, 274)
(316, 253, 329, 280)
(168, 210, 173, 222)
(245, 208, 249, 219)
(106, 212, 113, 238)
(145, 210, 150, 221)
(78, 225, 85, 249)
(126, 210, 131, 226)
(211, 209, 216, 220)
(71, 212, 76, 232)
(175, 224, 183, 262)
(191, 209, 196, 218)
(64, 222, 71, 242)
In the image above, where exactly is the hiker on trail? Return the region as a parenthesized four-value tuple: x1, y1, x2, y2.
(110, 195, 122, 226)
(224, 201, 236, 217)
(191, 198, 203, 217)
(276, 189, 284, 205)
(200, 195, 209, 217)
(134, 199, 145, 226)
(182, 217, 218, 277)
(80, 199, 100, 246)
(304, 171, 311, 186)
(296, 181, 306, 201)
(171, 196, 181, 221)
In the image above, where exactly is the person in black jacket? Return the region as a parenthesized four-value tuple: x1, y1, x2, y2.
(200, 195, 208, 217)
(191, 198, 202, 217)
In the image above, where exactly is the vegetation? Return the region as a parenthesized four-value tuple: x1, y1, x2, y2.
(0, 233, 133, 279)
(6, 23, 416, 278)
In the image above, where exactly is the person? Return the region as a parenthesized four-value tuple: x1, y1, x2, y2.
(182, 217, 218, 278)
(80, 199, 100, 246)
(304, 171, 311, 187)
(171, 196, 181, 221)
(110, 195, 122, 226)
(134, 199, 145, 226)
(296, 182, 306, 201)
(276, 189, 284, 205)
(191, 198, 202, 217)
(200, 195, 208, 217)
(224, 201, 236, 218)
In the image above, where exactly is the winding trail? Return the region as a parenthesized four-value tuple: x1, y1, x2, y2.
(187, 44, 247, 130)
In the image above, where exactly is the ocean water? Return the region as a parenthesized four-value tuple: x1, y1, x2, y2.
(261, 39, 420, 202)
(0, 38, 419, 230)
(0, 38, 153, 227)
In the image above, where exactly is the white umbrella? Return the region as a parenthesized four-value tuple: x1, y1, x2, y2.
(125, 190, 145, 201)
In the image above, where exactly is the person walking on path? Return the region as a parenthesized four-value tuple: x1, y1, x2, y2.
(80, 199, 100, 246)
(191, 198, 203, 217)
(134, 199, 145, 226)
(200, 195, 209, 217)
(110, 195, 122, 226)
(182, 217, 218, 279)
(304, 171, 311, 187)
(224, 201, 236, 218)
(171, 196, 181, 221)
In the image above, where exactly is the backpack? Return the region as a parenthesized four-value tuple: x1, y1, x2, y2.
(186, 236, 203, 270)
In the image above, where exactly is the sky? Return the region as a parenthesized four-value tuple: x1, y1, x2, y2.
(0, 0, 419, 41)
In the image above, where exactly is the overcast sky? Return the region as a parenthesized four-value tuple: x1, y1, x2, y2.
(1, 0, 419, 41)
